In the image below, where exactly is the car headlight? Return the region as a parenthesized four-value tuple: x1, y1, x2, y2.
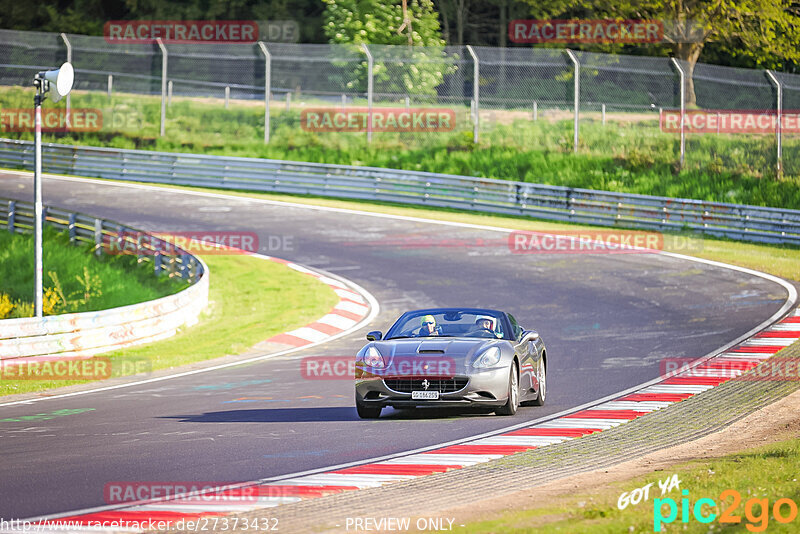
(363, 346, 386, 368)
(473, 346, 501, 368)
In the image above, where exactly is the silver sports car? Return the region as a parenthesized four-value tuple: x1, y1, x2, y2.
(355, 308, 546, 419)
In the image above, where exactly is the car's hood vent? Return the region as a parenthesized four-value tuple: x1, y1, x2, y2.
(416, 340, 450, 354)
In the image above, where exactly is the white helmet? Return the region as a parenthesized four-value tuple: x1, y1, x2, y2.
(475, 315, 496, 330)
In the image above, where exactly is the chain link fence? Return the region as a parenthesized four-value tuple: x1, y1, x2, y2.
(0, 28, 797, 179)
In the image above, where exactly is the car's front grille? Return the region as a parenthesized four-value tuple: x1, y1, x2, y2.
(383, 377, 468, 394)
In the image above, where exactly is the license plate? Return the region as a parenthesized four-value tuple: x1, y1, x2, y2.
(412, 390, 440, 400)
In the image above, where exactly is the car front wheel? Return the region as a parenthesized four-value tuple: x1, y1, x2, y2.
(495, 362, 519, 416)
(356, 400, 382, 419)
(531, 355, 546, 406)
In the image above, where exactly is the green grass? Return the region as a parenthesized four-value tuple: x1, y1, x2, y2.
(0, 253, 340, 396)
(451, 437, 800, 533)
(0, 226, 183, 318)
(2, 86, 799, 210)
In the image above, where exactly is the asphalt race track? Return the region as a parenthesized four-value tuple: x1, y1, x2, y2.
(0, 171, 791, 519)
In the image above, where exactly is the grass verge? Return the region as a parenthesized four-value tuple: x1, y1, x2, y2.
(451, 437, 800, 533)
(0, 253, 340, 396)
(0, 226, 183, 318)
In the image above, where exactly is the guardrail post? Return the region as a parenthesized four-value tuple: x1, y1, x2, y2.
(670, 58, 686, 170)
(7, 201, 15, 234)
(362, 43, 374, 143)
(117, 225, 125, 254)
(181, 255, 189, 280)
(766, 70, 783, 178)
(157, 38, 168, 137)
(565, 49, 580, 153)
(258, 42, 271, 144)
(466, 45, 479, 144)
(154, 247, 163, 276)
(68, 212, 77, 242)
(94, 218, 103, 256)
(61, 33, 72, 128)
(566, 189, 574, 221)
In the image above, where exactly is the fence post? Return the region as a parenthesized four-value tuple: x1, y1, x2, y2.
(7, 201, 15, 234)
(285, 92, 291, 111)
(466, 45, 479, 144)
(61, 33, 72, 128)
(224, 86, 230, 108)
(157, 38, 167, 137)
(670, 58, 686, 170)
(107, 74, 113, 100)
(168, 80, 173, 106)
(341, 93, 346, 110)
(258, 42, 271, 144)
(153, 238, 163, 276)
(68, 212, 77, 242)
(362, 43, 374, 143)
(533, 101, 537, 121)
(565, 49, 580, 153)
(94, 218, 103, 256)
(602, 103, 606, 125)
(766, 70, 783, 178)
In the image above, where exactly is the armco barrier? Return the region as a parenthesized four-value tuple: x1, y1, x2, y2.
(1, 138, 799, 245)
(0, 196, 208, 361)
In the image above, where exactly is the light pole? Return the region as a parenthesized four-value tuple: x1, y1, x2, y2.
(32, 62, 73, 317)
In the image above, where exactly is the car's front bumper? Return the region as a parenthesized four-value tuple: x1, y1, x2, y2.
(355, 367, 510, 409)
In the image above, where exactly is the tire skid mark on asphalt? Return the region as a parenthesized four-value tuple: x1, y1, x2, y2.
(35, 309, 800, 532)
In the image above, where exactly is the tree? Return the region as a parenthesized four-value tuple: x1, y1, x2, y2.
(517, 0, 800, 104)
(323, 0, 454, 96)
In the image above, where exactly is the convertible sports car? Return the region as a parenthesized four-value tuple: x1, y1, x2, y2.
(355, 307, 546, 419)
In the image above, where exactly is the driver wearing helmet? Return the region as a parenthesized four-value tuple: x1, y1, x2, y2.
(468, 315, 498, 337)
(416, 314, 442, 337)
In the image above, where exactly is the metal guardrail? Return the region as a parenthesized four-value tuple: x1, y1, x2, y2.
(1, 138, 799, 245)
(0, 193, 208, 359)
(2, 196, 203, 282)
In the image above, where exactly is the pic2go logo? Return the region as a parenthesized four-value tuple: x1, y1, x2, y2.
(654, 489, 798, 532)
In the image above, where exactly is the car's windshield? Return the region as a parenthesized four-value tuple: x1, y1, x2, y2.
(386, 311, 506, 340)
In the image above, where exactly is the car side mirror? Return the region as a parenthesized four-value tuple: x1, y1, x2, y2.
(366, 330, 382, 341)
(522, 330, 539, 342)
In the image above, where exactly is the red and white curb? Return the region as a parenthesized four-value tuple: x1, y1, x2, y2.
(24, 307, 800, 533)
(260, 258, 371, 348)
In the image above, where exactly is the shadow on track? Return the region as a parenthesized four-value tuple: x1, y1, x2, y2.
(164, 407, 358, 423)
(163, 406, 499, 423)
